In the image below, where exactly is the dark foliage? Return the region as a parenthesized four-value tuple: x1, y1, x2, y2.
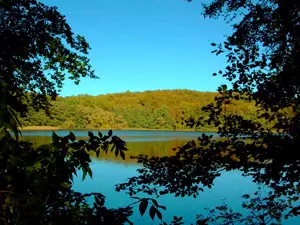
(116, 0, 300, 223)
(0, 0, 96, 135)
(0, 129, 162, 224)
(0, 1, 166, 224)
(196, 188, 290, 225)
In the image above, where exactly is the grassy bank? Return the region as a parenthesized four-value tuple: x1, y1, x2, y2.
(20, 126, 61, 130)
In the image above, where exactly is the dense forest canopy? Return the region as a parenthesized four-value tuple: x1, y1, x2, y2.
(20, 89, 277, 131)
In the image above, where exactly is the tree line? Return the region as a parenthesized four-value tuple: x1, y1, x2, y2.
(20, 89, 278, 131)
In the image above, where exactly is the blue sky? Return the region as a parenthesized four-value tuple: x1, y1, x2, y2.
(42, 0, 232, 96)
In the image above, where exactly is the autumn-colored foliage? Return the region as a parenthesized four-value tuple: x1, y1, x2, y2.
(20, 89, 268, 131)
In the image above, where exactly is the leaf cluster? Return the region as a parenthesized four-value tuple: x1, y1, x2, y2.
(116, 0, 300, 223)
(0, 130, 133, 224)
(0, 0, 96, 136)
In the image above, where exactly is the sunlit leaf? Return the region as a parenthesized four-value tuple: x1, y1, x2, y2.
(60, 182, 71, 189)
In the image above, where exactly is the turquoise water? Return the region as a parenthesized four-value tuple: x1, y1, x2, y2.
(74, 161, 300, 225)
(74, 161, 258, 224)
(21, 130, 299, 224)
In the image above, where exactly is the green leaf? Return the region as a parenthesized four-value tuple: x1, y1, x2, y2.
(60, 182, 71, 189)
(139, 199, 148, 216)
(33, 162, 42, 170)
(64, 201, 70, 207)
(82, 170, 87, 181)
(87, 166, 93, 179)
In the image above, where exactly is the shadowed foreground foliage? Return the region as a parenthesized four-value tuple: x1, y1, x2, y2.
(0, 1, 165, 224)
(0, 0, 96, 136)
(116, 0, 300, 224)
(0, 130, 131, 224)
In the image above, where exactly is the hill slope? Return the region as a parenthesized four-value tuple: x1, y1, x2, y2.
(20, 89, 258, 130)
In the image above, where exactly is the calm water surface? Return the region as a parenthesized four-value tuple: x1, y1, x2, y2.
(21, 130, 299, 224)
(20, 129, 218, 142)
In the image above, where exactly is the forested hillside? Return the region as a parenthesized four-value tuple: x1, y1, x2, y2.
(20, 89, 262, 130)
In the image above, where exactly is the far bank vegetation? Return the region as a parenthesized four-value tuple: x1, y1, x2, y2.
(20, 89, 278, 131)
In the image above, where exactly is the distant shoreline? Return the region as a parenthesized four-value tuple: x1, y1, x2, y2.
(20, 126, 217, 132)
(20, 126, 61, 130)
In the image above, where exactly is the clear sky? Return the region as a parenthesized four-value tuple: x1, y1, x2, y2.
(42, 0, 232, 96)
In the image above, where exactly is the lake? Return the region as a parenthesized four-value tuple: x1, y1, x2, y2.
(21, 130, 299, 224)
